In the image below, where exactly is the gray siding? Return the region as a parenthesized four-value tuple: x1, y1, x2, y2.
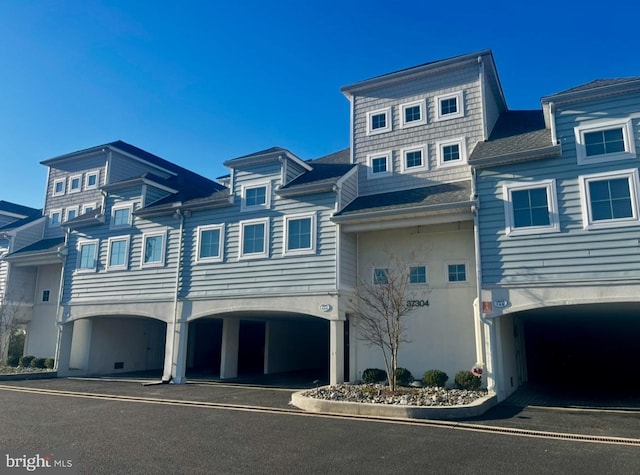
(108, 151, 173, 183)
(483, 62, 506, 139)
(0, 243, 7, 300)
(284, 159, 307, 186)
(338, 230, 357, 289)
(13, 219, 46, 252)
(478, 92, 640, 285)
(353, 64, 483, 196)
(338, 168, 358, 210)
(6, 266, 37, 304)
(144, 185, 171, 207)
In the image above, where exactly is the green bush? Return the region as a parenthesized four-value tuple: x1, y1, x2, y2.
(44, 358, 55, 369)
(6, 355, 20, 367)
(422, 369, 449, 388)
(394, 367, 414, 386)
(19, 355, 35, 368)
(455, 370, 482, 390)
(30, 358, 46, 369)
(8, 330, 25, 361)
(362, 368, 386, 384)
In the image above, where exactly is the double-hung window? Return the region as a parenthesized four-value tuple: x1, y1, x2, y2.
(503, 180, 559, 236)
(284, 213, 315, 255)
(579, 169, 640, 229)
(575, 119, 636, 165)
(367, 151, 392, 179)
(400, 100, 426, 128)
(77, 240, 98, 271)
(142, 232, 166, 267)
(197, 224, 224, 262)
(366, 108, 391, 135)
(241, 183, 270, 211)
(239, 218, 269, 259)
(401, 145, 427, 172)
(436, 138, 466, 167)
(107, 236, 129, 270)
(434, 91, 464, 121)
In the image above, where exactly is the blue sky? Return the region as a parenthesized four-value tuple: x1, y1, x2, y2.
(1, 0, 639, 209)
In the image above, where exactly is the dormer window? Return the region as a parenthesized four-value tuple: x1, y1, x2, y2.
(241, 183, 271, 212)
(366, 108, 391, 135)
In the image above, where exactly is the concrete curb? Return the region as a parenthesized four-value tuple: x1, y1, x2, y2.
(291, 388, 498, 420)
(0, 371, 58, 381)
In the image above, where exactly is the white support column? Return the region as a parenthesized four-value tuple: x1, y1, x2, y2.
(220, 318, 240, 379)
(54, 322, 74, 377)
(162, 319, 189, 384)
(69, 319, 92, 372)
(329, 320, 344, 386)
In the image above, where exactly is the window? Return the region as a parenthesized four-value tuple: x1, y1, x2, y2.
(366, 108, 391, 135)
(42, 290, 50, 302)
(579, 169, 640, 229)
(447, 263, 467, 283)
(49, 209, 62, 227)
(503, 180, 560, 236)
(401, 145, 427, 172)
(77, 240, 98, 271)
(575, 119, 636, 165)
(284, 213, 315, 255)
(107, 236, 129, 270)
(401, 100, 426, 128)
(197, 225, 224, 262)
(85, 171, 99, 190)
(65, 206, 79, 222)
(241, 183, 271, 211)
(367, 151, 392, 179)
(69, 175, 82, 194)
(435, 91, 464, 121)
(409, 266, 427, 284)
(239, 218, 269, 259)
(142, 232, 166, 266)
(436, 138, 467, 167)
(53, 178, 66, 196)
(111, 204, 133, 228)
(82, 203, 96, 214)
(373, 268, 389, 285)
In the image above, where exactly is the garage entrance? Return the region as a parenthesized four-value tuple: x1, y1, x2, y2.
(515, 303, 640, 398)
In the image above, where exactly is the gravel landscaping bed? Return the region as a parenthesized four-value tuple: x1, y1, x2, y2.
(304, 383, 487, 406)
(0, 366, 55, 375)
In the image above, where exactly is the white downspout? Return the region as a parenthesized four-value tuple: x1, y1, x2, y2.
(478, 56, 488, 141)
(549, 102, 557, 145)
(164, 209, 185, 383)
(53, 228, 70, 371)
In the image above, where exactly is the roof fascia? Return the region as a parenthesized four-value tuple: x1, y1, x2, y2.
(331, 200, 476, 224)
(100, 177, 178, 194)
(541, 80, 640, 105)
(276, 182, 336, 197)
(224, 150, 312, 171)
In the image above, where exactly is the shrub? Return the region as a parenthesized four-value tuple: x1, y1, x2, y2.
(30, 358, 47, 369)
(19, 355, 35, 368)
(422, 369, 449, 388)
(394, 367, 414, 386)
(6, 355, 20, 367)
(455, 370, 482, 390)
(362, 368, 386, 384)
(45, 358, 55, 369)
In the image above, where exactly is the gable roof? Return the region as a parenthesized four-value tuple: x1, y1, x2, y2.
(309, 148, 350, 165)
(469, 110, 560, 167)
(0, 214, 44, 232)
(542, 77, 640, 104)
(0, 200, 41, 218)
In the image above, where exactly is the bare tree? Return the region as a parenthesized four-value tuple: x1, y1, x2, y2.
(350, 251, 427, 391)
(0, 298, 21, 364)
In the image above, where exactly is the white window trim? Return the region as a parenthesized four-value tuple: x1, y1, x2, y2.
(49, 209, 62, 227)
(106, 235, 130, 271)
(64, 206, 79, 223)
(85, 170, 100, 190)
(82, 203, 97, 214)
(408, 264, 428, 286)
(574, 118, 636, 165)
(366, 107, 392, 135)
(141, 231, 167, 268)
(400, 99, 427, 128)
(68, 174, 82, 194)
(241, 182, 271, 212)
(445, 261, 468, 284)
(196, 224, 225, 263)
(111, 202, 134, 229)
(372, 267, 389, 285)
(434, 90, 464, 121)
(436, 137, 467, 167)
(238, 218, 269, 260)
(53, 178, 66, 197)
(503, 179, 560, 237)
(283, 212, 316, 256)
(401, 144, 428, 173)
(578, 168, 640, 230)
(76, 239, 99, 273)
(367, 151, 392, 179)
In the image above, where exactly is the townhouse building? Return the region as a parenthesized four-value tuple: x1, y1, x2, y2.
(471, 77, 640, 399)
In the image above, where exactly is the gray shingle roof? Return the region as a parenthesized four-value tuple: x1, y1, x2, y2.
(0, 201, 41, 217)
(309, 148, 350, 164)
(0, 214, 43, 232)
(335, 181, 472, 217)
(8, 237, 65, 255)
(550, 77, 640, 96)
(280, 163, 355, 190)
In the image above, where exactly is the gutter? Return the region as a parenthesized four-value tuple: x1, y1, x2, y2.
(331, 200, 475, 224)
(469, 145, 561, 168)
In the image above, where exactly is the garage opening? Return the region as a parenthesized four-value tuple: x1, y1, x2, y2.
(517, 303, 640, 398)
